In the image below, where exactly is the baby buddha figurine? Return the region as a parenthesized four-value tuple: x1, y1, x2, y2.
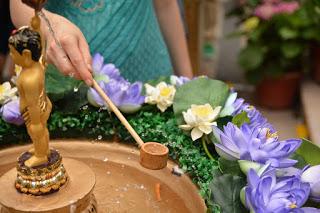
(8, 15, 51, 168)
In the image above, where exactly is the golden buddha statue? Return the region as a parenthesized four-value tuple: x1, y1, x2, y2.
(8, 13, 68, 195)
(9, 15, 51, 168)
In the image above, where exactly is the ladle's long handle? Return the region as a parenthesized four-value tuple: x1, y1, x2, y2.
(92, 80, 145, 147)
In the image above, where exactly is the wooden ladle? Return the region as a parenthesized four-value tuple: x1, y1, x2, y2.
(92, 80, 169, 170)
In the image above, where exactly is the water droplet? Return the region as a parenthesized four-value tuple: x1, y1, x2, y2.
(73, 87, 79, 92)
(140, 185, 144, 189)
(107, 171, 111, 175)
(116, 200, 120, 204)
(69, 72, 75, 78)
(103, 157, 108, 162)
(97, 135, 102, 140)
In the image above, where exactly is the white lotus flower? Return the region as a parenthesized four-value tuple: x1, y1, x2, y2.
(0, 82, 18, 105)
(179, 104, 222, 141)
(145, 82, 176, 112)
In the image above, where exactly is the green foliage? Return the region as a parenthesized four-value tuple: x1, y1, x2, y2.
(279, 27, 298, 40)
(281, 42, 303, 59)
(228, 0, 320, 84)
(46, 65, 88, 113)
(219, 158, 243, 177)
(173, 78, 229, 124)
(290, 153, 308, 169)
(209, 174, 247, 213)
(232, 111, 250, 128)
(238, 45, 265, 71)
(296, 138, 320, 166)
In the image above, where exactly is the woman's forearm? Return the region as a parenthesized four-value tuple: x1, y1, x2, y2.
(154, 0, 193, 78)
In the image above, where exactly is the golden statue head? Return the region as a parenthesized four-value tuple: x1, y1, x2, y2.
(8, 27, 42, 67)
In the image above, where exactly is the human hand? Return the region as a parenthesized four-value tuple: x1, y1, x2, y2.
(44, 13, 93, 86)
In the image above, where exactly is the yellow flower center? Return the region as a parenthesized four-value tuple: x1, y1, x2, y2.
(0, 85, 4, 95)
(160, 87, 171, 97)
(266, 129, 278, 139)
(192, 105, 213, 117)
(247, 105, 255, 110)
(289, 203, 297, 209)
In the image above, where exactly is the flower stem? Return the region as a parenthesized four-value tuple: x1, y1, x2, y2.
(202, 136, 214, 160)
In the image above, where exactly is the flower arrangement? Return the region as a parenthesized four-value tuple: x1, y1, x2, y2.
(2, 54, 320, 212)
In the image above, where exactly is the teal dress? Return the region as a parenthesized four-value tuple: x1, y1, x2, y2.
(45, 0, 173, 82)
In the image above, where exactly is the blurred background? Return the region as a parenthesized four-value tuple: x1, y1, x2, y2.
(1, 0, 318, 144)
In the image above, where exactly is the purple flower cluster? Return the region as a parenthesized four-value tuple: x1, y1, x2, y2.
(215, 96, 320, 211)
(254, 0, 300, 20)
(213, 123, 301, 168)
(245, 167, 313, 212)
(233, 98, 275, 132)
(88, 53, 145, 113)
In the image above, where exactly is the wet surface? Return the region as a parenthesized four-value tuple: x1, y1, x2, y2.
(0, 141, 206, 213)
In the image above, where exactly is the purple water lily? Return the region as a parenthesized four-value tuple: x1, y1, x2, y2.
(233, 98, 275, 132)
(213, 122, 301, 168)
(87, 79, 145, 113)
(0, 99, 24, 125)
(170, 75, 190, 87)
(92, 53, 123, 82)
(245, 168, 311, 213)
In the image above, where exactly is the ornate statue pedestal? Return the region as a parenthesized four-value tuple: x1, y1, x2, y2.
(0, 158, 97, 213)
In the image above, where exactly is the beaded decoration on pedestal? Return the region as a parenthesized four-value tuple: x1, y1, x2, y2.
(15, 149, 68, 195)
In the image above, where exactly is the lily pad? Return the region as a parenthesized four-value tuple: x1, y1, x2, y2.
(209, 174, 247, 213)
(173, 78, 229, 125)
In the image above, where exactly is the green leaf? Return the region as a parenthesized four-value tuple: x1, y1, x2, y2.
(173, 78, 229, 125)
(209, 174, 247, 213)
(290, 153, 307, 169)
(296, 138, 320, 166)
(232, 111, 250, 127)
(219, 158, 243, 177)
(281, 42, 303, 59)
(216, 116, 233, 130)
(238, 45, 264, 70)
(279, 27, 298, 39)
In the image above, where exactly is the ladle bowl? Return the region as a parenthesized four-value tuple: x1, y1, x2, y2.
(140, 142, 169, 170)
